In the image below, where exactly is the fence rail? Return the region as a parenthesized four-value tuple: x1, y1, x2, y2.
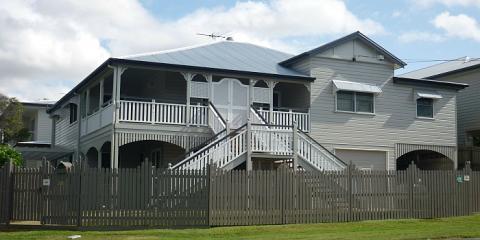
(0, 162, 478, 229)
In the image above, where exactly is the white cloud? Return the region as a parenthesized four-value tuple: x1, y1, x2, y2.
(433, 12, 480, 41)
(398, 31, 446, 43)
(0, 0, 384, 101)
(414, 0, 480, 7)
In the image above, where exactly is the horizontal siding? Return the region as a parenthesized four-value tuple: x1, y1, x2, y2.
(307, 57, 457, 170)
(35, 110, 52, 143)
(53, 101, 78, 150)
(437, 70, 480, 145)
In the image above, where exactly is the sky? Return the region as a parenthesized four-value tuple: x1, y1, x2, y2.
(1, 0, 480, 101)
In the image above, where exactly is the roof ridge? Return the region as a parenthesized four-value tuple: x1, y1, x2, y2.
(119, 40, 293, 60)
(119, 40, 222, 59)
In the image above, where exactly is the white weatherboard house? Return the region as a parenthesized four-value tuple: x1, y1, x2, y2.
(46, 32, 468, 171)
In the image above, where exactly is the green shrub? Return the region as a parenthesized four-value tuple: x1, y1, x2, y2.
(0, 144, 22, 166)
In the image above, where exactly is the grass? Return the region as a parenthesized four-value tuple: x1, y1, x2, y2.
(1, 215, 480, 240)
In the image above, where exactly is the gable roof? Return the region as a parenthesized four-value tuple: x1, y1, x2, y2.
(279, 31, 406, 67)
(399, 57, 480, 79)
(121, 41, 312, 80)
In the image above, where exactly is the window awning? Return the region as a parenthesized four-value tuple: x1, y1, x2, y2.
(332, 80, 382, 94)
(415, 90, 443, 99)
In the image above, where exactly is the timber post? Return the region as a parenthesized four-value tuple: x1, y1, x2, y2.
(246, 119, 252, 171)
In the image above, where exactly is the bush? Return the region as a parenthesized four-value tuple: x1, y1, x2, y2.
(0, 144, 22, 166)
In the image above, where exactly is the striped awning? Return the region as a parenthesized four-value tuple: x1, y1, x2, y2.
(332, 80, 382, 94)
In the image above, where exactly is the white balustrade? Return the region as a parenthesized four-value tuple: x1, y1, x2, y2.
(258, 109, 310, 132)
(297, 131, 345, 171)
(251, 127, 292, 155)
(119, 100, 208, 126)
(174, 129, 247, 170)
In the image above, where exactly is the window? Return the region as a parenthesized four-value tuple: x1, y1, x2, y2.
(417, 98, 434, 118)
(336, 91, 374, 113)
(69, 103, 78, 124)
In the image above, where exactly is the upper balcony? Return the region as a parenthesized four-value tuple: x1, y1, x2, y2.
(79, 67, 311, 136)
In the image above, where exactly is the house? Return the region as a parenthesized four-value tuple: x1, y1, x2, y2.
(400, 57, 480, 169)
(46, 31, 467, 171)
(15, 101, 70, 168)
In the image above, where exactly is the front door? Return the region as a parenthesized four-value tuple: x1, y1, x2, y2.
(212, 78, 249, 129)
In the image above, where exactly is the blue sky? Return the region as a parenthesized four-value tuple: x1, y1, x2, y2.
(1, 0, 480, 100)
(142, 0, 480, 74)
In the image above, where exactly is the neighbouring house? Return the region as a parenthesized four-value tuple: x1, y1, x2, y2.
(400, 57, 480, 169)
(15, 101, 71, 168)
(46, 31, 468, 171)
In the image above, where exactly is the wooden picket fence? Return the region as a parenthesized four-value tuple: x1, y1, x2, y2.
(0, 161, 479, 229)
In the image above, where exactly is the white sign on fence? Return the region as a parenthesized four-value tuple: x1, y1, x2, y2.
(42, 179, 50, 186)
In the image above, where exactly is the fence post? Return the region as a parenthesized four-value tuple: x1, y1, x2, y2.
(207, 164, 212, 226)
(465, 161, 473, 215)
(246, 120, 252, 171)
(347, 162, 354, 222)
(407, 163, 416, 219)
(6, 160, 14, 226)
(76, 165, 83, 227)
(292, 122, 298, 171)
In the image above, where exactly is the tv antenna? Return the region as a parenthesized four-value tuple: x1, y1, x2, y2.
(197, 32, 233, 41)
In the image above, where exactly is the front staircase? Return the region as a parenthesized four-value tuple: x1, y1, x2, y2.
(170, 104, 346, 171)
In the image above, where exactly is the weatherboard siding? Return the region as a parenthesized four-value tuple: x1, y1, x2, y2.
(436, 69, 480, 146)
(53, 103, 78, 151)
(293, 56, 457, 170)
(35, 110, 52, 143)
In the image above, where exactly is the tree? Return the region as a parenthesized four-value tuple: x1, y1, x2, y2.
(0, 144, 22, 166)
(0, 93, 29, 144)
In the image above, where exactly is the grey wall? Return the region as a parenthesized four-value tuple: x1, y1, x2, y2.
(289, 40, 458, 170)
(35, 109, 52, 143)
(435, 69, 480, 146)
(53, 96, 79, 151)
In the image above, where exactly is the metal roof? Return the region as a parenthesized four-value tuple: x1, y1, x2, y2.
(280, 31, 407, 67)
(400, 57, 480, 79)
(392, 77, 468, 90)
(121, 41, 311, 79)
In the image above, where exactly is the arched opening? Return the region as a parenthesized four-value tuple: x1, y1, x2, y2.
(100, 142, 111, 168)
(192, 74, 207, 82)
(118, 140, 186, 168)
(396, 150, 454, 170)
(254, 80, 268, 88)
(273, 82, 309, 111)
(86, 147, 99, 168)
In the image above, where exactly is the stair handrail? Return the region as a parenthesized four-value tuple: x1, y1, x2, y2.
(297, 129, 347, 168)
(170, 123, 247, 170)
(250, 105, 270, 124)
(209, 101, 227, 130)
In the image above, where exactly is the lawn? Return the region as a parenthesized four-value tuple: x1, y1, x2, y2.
(1, 215, 480, 240)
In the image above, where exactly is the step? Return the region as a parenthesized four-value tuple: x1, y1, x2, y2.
(251, 152, 294, 159)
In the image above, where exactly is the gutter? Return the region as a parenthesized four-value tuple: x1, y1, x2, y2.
(392, 77, 469, 91)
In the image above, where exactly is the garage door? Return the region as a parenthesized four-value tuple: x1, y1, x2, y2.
(335, 149, 387, 170)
